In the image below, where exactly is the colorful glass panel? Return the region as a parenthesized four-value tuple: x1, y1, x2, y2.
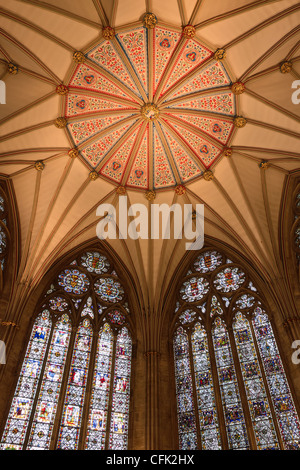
(107, 310, 126, 325)
(109, 327, 132, 450)
(180, 277, 209, 302)
(233, 312, 279, 449)
(178, 309, 197, 325)
(49, 297, 69, 312)
(194, 251, 222, 273)
(0, 311, 52, 450)
(253, 308, 300, 449)
(213, 267, 246, 293)
(94, 277, 125, 303)
(81, 296, 94, 318)
(85, 323, 113, 450)
(235, 294, 256, 310)
(173, 327, 198, 450)
(27, 314, 72, 449)
(175, 250, 300, 450)
(0, 226, 7, 254)
(80, 251, 110, 274)
(57, 319, 93, 449)
(210, 295, 223, 317)
(1, 249, 132, 451)
(58, 269, 90, 295)
(212, 317, 249, 449)
(192, 323, 221, 449)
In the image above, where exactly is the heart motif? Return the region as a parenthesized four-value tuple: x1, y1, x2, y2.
(83, 75, 94, 84)
(112, 161, 121, 171)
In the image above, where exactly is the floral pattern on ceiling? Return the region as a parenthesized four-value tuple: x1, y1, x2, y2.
(65, 23, 236, 190)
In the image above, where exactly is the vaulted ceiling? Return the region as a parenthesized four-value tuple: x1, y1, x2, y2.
(0, 0, 299, 318)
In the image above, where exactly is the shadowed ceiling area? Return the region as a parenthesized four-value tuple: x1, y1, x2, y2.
(0, 0, 299, 320)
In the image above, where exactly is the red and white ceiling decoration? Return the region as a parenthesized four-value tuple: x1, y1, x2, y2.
(64, 16, 237, 191)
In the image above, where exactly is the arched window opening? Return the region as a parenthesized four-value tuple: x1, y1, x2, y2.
(292, 183, 300, 271)
(0, 185, 11, 293)
(173, 249, 300, 450)
(0, 249, 133, 450)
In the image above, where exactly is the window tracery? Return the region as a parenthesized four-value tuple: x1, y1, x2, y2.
(173, 249, 300, 450)
(0, 186, 11, 291)
(0, 249, 133, 450)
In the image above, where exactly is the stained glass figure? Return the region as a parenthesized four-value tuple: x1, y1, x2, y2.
(194, 251, 222, 273)
(253, 308, 300, 449)
(57, 319, 93, 449)
(192, 323, 221, 449)
(109, 327, 132, 450)
(0, 311, 52, 450)
(173, 327, 198, 450)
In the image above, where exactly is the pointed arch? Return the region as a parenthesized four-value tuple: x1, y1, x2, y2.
(0, 246, 135, 450)
(171, 247, 300, 450)
(0, 180, 18, 298)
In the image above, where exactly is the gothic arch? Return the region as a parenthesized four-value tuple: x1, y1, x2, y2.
(166, 244, 300, 450)
(0, 242, 139, 450)
(0, 179, 19, 305)
(291, 180, 300, 282)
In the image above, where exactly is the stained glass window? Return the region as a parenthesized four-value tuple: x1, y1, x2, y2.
(27, 314, 72, 449)
(233, 312, 279, 449)
(0, 249, 133, 450)
(212, 317, 248, 449)
(0, 311, 52, 450)
(0, 187, 10, 280)
(109, 327, 132, 450)
(57, 319, 93, 449)
(192, 323, 221, 449)
(85, 323, 113, 450)
(94, 277, 125, 303)
(253, 308, 300, 449)
(173, 327, 198, 450)
(173, 248, 300, 450)
(292, 186, 300, 267)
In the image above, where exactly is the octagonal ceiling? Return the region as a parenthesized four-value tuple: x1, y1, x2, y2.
(0, 0, 299, 321)
(64, 23, 235, 189)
